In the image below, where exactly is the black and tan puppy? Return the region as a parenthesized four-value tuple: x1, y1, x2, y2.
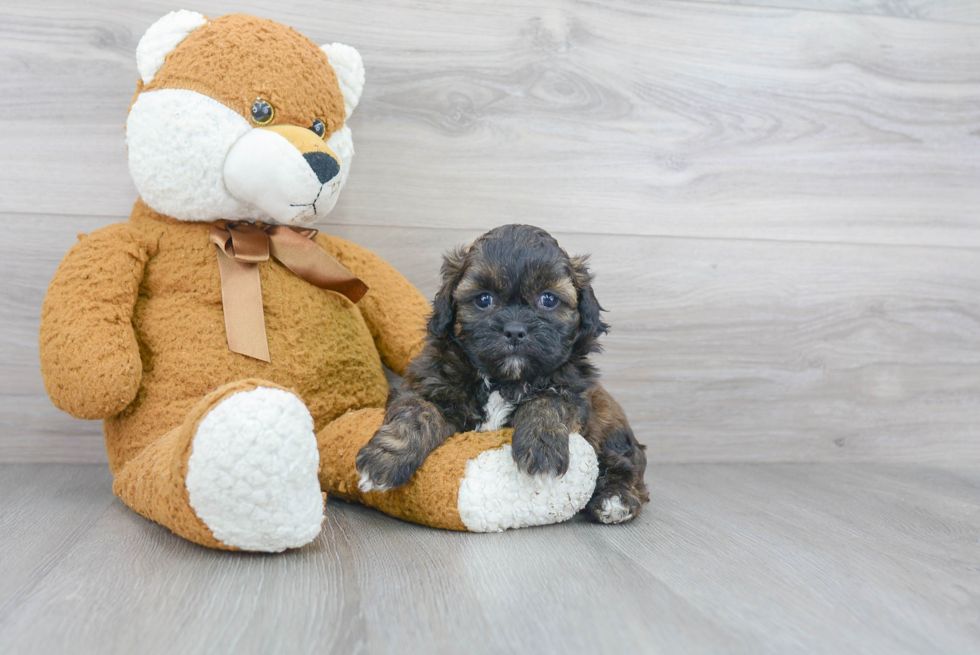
(356, 224, 649, 523)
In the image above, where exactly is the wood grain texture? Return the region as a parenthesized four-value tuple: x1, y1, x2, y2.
(6, 216, 980, 463)
(7, 216, 978, 463)
(335, 224, 980, 463)
(1, 0, 980, 246)
(0, 462, 977, 654)
(694, 0, 980, 25)
(3, 0, 980, 464)
(0, 465, 114, 620)
(4, 2, 978, 651)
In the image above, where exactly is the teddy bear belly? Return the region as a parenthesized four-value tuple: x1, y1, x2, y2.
(104, 264, 389, 472)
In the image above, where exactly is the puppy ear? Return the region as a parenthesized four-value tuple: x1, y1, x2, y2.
(428, 246, 469, 339)
(570, 255, 609, 356)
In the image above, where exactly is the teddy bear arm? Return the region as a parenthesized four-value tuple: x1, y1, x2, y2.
(39, 223, 150, 419)
(317, 234, 429, 376)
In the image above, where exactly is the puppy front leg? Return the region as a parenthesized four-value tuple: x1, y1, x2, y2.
(511, 396, 580, 477)
(356, 391, 456, 492)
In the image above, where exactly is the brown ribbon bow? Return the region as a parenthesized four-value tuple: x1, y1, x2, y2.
(209, 220, 368, 362)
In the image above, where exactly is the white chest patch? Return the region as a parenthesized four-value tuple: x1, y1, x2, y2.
(477, 391, 514, 432)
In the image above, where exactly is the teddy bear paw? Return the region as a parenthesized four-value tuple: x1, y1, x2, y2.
(185, 387, 324, 551)
(456, 432, 599, 532)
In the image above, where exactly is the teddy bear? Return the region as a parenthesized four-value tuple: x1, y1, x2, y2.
(38, 11, 599, 552)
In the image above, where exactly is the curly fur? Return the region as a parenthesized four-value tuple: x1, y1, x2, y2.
(356, 225, 649, 522)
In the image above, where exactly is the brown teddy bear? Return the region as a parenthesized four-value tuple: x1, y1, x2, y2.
(39, 11, 598, 551)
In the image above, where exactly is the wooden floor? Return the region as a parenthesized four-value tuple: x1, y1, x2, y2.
(0, 463, 977, 654)
(3, 0, 980, 652)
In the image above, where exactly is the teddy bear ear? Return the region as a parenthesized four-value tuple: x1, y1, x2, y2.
(136, 10, 208, 85)
(321, 42, 365, 118)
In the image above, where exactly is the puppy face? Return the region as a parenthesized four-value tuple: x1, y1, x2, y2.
(429, 224, 607, 381)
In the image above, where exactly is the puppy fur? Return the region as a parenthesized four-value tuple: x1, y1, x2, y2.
(356, 224, 649, 524)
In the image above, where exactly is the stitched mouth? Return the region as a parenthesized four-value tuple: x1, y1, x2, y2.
(289, 184, 324, 214)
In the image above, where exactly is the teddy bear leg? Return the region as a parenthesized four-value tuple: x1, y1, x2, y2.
(112, 380, 324, 551)
(317, 408, 599, 532)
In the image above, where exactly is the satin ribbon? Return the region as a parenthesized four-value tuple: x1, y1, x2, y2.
(209, 220, 368, 362)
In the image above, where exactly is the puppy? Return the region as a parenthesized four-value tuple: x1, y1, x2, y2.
(356, 224, 649, 523)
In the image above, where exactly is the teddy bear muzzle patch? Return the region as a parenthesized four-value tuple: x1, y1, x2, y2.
(223, 123, 351, 225)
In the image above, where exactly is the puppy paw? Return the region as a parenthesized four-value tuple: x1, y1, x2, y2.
(356, 467, 389, 493)
(511, 426, 570, 478)
(583, 484, 643, 524)
(355, 424, 424, 493)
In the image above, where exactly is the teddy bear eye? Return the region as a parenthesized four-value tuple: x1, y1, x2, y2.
(250, 98, 274, 125)
(475, 293, 494, 310)
(311, 120, 326, 138)
(538, 292, 558, 309)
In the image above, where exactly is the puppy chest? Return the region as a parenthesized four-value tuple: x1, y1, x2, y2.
(477, 390, 515, 432)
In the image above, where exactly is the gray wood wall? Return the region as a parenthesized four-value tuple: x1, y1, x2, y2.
(3, 0, 978, 464)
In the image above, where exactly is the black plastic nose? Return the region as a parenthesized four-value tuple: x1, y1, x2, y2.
(503, 323, 527, 345)
(303, 152, 340, 184)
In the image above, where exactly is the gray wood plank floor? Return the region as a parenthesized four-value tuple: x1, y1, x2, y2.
(4, 3, 978, 653)
(0, 462, 977, 654)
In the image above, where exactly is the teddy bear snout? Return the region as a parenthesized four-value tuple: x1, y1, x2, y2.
(304, 152, 340, 184)
(222, 125, 352, 225)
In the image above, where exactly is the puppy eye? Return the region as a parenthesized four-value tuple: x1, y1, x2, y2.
(311, 119, 326, 138)
(250, 98, 275, 125)
(474, 293, 495, 309)
(538, 293, 558, 309)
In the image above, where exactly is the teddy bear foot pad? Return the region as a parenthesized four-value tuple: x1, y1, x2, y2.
(457, 433, 598, 532)
(185, 386, 324, 552)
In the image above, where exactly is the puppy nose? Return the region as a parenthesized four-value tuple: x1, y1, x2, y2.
(303, 152, 340, 184)
(503, 323, 527, 345)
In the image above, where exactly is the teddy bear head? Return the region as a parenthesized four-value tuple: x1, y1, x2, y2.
(126, 11, 364, 225)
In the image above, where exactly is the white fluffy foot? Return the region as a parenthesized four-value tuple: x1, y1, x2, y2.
(357, 471, 391, 493)
(185, 387, 324, 552)
(595, 495, 637, 524)
(457, 433, 599, 532)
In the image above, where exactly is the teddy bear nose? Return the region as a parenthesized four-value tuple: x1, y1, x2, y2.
(503, 323, 527, 345)
(303, 152, 340, 184)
